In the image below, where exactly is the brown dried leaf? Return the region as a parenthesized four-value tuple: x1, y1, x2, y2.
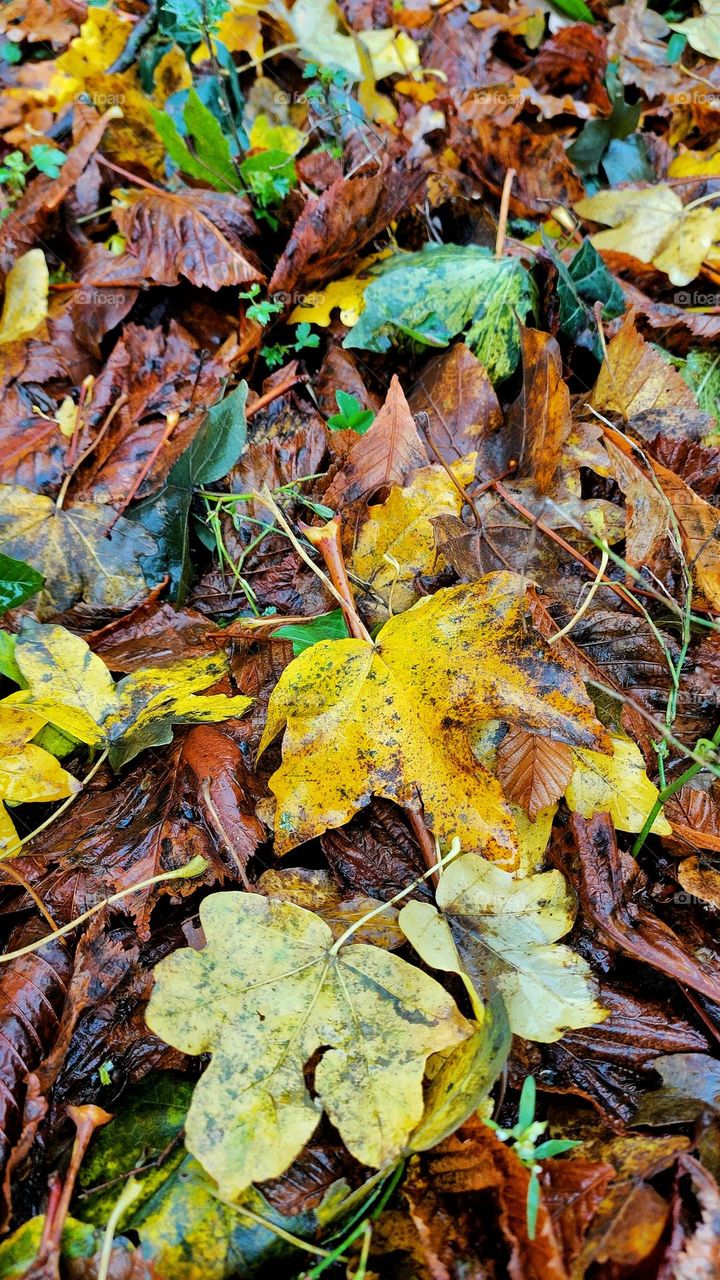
(497, 726, 574, 820)
(408, 343, 503, 465)
(592, 311, 712, 434)
(324, 374, 427, 507)
(462, 122, 585, 219)
(269, 163, 424, 295)
(512, 324, 571, 495)
(113, 189, 262, 290)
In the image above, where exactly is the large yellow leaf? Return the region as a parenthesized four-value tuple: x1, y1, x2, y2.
(146, 890, 471, 1197)
(259, 573, 608, 864)
(575, 186, 720, 287)
(0, 250, 48, 346)
(399, 853, 605, 1042)
(350, 457, 476, 623)
(0, 704, 80, 856)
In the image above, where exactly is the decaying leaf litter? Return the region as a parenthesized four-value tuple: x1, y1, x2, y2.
(2, 0, 720, 1276)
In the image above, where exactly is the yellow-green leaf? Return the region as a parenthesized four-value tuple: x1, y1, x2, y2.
(400, 853, 605, 1042)
(146, 890, 471, 1197)
(575, 186, 720, 287)
(106, 653, 253, 768)
(259, 573, 608, 866)
(566, 733, 671, 835)
(8, 621, 117, 746)
(0, 250, 49, 345)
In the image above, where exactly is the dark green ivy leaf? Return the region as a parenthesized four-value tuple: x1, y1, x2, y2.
(0, 551, 44, 614)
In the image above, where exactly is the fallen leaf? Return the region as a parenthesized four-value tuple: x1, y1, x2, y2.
(270, 164, 423, 296)
(0, 552, 43, 614)
(592, 311, 711, 430)
(462, 121, 585, 218)
(113, 190, 262, 290)
(669, 0, 720, 58)
(408, 343, 503, 463)
(0, 486, 159, 619)
(350, 457, 476, 621)
(8, 619, 116, 747)
(512, 324, 571, 495)
(146, 890, 471, 1196)
(496, 726, 574, 821)
(0, 704, 80, 855)
(324, 374, 427, 507)
(576, 186, 720, 286)
(567, 733, 671, 835)
(0, 250, 48, 346)
(400, 852, 604, 1042)
(260, 573, 608, 863)
(345, 244, 536, 383)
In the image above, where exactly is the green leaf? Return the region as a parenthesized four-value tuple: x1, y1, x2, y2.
(30, 143, 66, 179)
(602, 135, 654, 187)
(0, 1217, 107, 1280)
(550, 238, 625, 360)
(532, 1138, 582, 1158)
(568, 62, 641, 178)
(328, 391, 375, 433)
(526, 1169, 540, 1240)
(133, 381, 248, 598)
(0, 630, 21, 684)
(549, 0, 594, 21)
(274, 610, 350, 654)
(0, 551, 43, 613)
(183, 88, 237, 191)
(345, 245, 535, 382)
(518, 1076, 536, 1130)
(151, 89, 238, 193)
(146, 890, 471, 1196)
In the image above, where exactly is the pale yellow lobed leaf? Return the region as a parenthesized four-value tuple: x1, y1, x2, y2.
(575, 186, 720, 287)
(259, 573, 608, 865)
(146, 891, 470, 1197)
(8, 621, 117, 747)
(669, 0, 720, 58)
(400, 853, 605, 1043)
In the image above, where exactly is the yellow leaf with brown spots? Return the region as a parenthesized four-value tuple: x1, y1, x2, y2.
(259, 573, 608, 865)
(146, 890, 471, 1197)
(350, 457, 476, 623)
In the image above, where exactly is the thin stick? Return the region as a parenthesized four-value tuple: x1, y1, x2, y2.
(107, 412, 179, 528)
(495, 168, 516, 258)
(97, 1177, 143, 1280)
(0, 856, 208, 964)
(302, 517, 371, 642)
(0, 862, 60, 931)
(549, 545, 610, 644)
(246, 373, 304, 420)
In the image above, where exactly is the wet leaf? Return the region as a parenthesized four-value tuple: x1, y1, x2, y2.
(260, 573, 607, 863)
(567, 733, 671, 835)
(496, 727, 574, 821)
(146, 890, 471, 1196)
(576, 185, 720, 286)
(113, 189, 261, 290)
(346, 245, 536, 383)
(0, 250, 48, 346)
(669, 0, 720, 58)
(324, 374, 426, 508)
(0, 704, 80, 854)
(400, 853, 605, 1042)
(0, 486, 159, 619)
(0, 552, 43, 614)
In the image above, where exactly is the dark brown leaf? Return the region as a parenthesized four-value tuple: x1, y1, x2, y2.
(113, 189, 262, 290)
(408, 343, 502, 465)
(461, 122, 585, 218)
(511, 325, 571, 495)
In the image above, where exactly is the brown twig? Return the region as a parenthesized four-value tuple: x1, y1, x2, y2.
(495, 168, 516, 258)
(246, 372, 305, 420)
(106, 411, 179, 530)
(301, 517, 371, 642)
(407, 809, 441, 887)
(0, 863, 60, 932)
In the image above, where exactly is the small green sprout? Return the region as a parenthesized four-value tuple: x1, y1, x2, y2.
(487, 1077, 581, 1239)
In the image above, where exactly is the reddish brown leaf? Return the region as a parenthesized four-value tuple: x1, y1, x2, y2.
(0, 927, 71, 1222)
(527, 25, 610, 111)
(496, 726, 574, 820)
(592, 311, 712, 435)
(324, 374, 427, 507)
(461, 122, 585, 218)
(562, 813, 720, 1004)
(269, 163, 425, 295)
(113, 189, 262, 290)
(539, 1158, 615, 1271)
(408, 343, 503, 465)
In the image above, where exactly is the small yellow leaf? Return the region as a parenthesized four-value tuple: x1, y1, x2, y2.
(668, 145, 720, 179)
(248, 113, 305, 155)
(55, 397, 78, 438)
(0, 250, 49, 346)
(146, 890, 471, 1196)
(400, 853, 605, 1042)
(351, 457, 476, 622)
(0, 703, 80, 855)
(566, 734, 671, 835)
(288, 252, 389, 327)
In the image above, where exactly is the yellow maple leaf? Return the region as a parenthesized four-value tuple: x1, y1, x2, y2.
(669, 145, 720, 180)
(259, 573, 608, 865)
(146, 890, 471, 1196)
(566, 734, 671, 835)
(0, 704, 80, 856)
(288, 251, 389, 326)
(0, 250, 48, 346)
